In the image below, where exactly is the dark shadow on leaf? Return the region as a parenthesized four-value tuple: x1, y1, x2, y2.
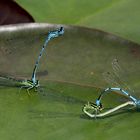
(38, 87, 86, 105)
(29, 110, 81, 119)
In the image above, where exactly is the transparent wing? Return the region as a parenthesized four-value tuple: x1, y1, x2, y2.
(0, 74, 86, 106)
(112, 59, 127, 81)
(102, 71, 121, 87)
(111, 59, 134, 93)
(0, 74, 20, 87)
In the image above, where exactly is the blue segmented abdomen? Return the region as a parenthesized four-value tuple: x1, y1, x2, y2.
(110, 88, 137, 103)
(96, 87, 138, 106)
(31, 27, 64, 84)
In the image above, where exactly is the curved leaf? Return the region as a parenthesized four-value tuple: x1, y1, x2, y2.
(0, 23, 140, 140)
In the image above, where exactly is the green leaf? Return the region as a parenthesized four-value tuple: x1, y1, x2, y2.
(0, 23, 140, 140)
(16, 0, 140, 44)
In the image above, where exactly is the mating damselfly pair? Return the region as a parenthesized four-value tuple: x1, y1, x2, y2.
(0, 27, 64, 94)
(0, 26, 139, 119)
(83, 59, 140, 118)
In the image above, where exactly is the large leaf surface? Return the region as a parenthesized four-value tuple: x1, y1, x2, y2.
(0, 23, 140, 140)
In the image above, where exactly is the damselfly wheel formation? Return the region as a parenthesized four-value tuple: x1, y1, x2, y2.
(83, 59, 140, 118)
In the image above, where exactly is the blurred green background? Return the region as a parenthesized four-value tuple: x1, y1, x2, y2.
(17, 0, 140, 44)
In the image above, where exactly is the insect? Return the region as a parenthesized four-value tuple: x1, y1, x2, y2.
(0, 27, 64, 94)
(30, 27, 64, 90)
(83, 59, 139, 118)
(83, 100, 136, 118)
(83, 101, 103, 118)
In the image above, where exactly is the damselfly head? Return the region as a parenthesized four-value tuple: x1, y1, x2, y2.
(58, 27, 64, 35)
(47, 27, 64, 40)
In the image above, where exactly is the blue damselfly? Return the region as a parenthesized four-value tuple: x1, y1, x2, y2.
(0, 27, 64, 94)
(83, 59, 139, 118)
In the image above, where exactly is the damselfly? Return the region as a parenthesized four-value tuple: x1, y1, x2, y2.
(0, 27, 64, 94)
(31, 27, 64, 88)
(83, 59, 139, 118)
